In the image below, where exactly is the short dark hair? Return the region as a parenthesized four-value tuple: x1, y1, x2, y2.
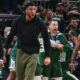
(22, 1, 36, 10)
(69, 17, 78, 23)
(49, 18, 58, 25)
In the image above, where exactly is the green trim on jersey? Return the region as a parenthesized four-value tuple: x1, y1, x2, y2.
(9, 41, 17, 67)
(38, 34, 45, 66)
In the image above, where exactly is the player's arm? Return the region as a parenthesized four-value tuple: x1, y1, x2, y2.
(3, 48, 7, 63)
(40, 21, 51, 65)
(3, 18, 17, 63)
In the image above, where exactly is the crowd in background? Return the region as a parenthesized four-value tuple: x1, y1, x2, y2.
(0, 0, 80, 80)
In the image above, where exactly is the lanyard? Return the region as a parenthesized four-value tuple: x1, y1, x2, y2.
(51, 32, 59, 41)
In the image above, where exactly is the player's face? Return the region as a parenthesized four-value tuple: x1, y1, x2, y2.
(49, 21, 58, 33)
(25, 6, 37, 19)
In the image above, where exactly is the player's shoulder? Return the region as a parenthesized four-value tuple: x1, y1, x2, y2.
(36, 15, 45, 24)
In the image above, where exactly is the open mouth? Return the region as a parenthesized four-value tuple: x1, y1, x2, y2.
(31, 14, 35, 18)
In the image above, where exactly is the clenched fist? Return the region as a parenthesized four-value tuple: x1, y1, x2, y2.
(44, 57, 50, 65)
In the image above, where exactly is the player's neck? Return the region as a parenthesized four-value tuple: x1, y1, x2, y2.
(26, 14, 32, 21)
(51, 31, 57, 36)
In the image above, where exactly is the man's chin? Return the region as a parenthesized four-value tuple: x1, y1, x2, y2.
(31, 15, 35, 19)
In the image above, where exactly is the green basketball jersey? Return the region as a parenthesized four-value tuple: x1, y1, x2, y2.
(10, 41, 17, 60)
(38, 34, 45, 66)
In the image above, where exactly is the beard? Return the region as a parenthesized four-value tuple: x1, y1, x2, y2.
(70, 25, 77, 30)
(27, 13, 35, 20)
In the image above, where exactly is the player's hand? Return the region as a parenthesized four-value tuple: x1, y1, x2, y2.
(0, 60, 4, 67)
(3, 48, 7, 63)
(3, 56, 6, 63)
(55, 44, 64, 50)
(44, 57, 50, 65)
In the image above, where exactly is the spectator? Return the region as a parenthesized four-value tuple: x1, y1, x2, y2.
(66, 0, 80, 19)
(44, 0, 61, 12)
(68, 30, 78, 49)
(13, 0, 24, 14)
(53, 2, 65, 33)
(70, 35, 80, 79)
(37, 5, 43, 13)
(45, 9, 53, 23)
(67, 6, 80, 19)
(64, 17, 80, 35)
(39, 9, 47, 21)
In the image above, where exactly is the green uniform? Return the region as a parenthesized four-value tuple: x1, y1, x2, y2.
(35, 34, 45, 76)
(62, 72, 76, 80)
(60, 45, 73, 71)
(43, 31, 63, 78)
(50, 31, 64, 78)
(9, 41, 17, 71)
(0, 67, 2, 78)
(52, 31, 76, 80)
(43, 31, 73, 79)
(60, 41, 75, 80)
